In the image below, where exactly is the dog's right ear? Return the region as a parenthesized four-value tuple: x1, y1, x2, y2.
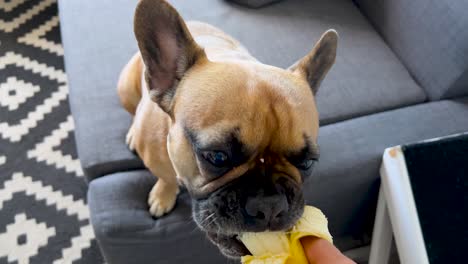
(134, 0, 206, 113)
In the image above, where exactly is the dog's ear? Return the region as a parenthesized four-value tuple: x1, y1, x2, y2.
(134, 0, 206, 113)
(289, 30, 338, 95)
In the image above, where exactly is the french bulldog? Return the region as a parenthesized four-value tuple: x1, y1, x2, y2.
(117, 0, 337, 258)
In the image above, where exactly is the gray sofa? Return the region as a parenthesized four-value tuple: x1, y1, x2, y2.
(58, 0, 468, 263)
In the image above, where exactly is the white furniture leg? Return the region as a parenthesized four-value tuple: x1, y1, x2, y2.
(380, 147, 429, 264)
(369, 186, 392, 264)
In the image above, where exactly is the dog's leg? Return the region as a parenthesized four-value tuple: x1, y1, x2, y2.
(125, 122, 136, 152)
(130, 95, 178, 217)
(118, 53, 142, 153)
(148, 177, 179, 217)
(117, 52, 142, 115)
(146, 161, 179, 217)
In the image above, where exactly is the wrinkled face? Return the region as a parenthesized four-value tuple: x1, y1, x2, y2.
(133, 1, 337, 258)
(167, 62, 320, 257)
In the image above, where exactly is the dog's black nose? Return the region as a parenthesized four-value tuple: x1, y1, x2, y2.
(244, 195, 289, 229)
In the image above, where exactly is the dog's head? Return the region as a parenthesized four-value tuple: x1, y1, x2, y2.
(134, 0, 337, 258)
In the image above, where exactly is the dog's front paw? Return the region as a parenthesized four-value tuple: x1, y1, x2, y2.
(148, 182, 178, 217)
(126, 124, 136, 152)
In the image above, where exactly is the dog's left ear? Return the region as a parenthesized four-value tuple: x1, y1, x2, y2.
(289, 30, 338, 95)
(134, 0, 206, 113)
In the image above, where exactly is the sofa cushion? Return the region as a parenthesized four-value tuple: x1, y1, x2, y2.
(356, 0, 468, 100)
(88, 170, 227, 264)
(59, 0, 144, 181)
(88, 98, 468, 263)
(59, 0, 425, 179)
(310, 97, 468, 240)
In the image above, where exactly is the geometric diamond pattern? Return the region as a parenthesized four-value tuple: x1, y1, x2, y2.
(18, 15, 64, 56)
(0, 213, 56, 264)
(0, 52, 67, 83)
(0, 0, 103, 263)
(0, 0, 27, 12)
(0, 173, 89, 220)
(0, 0, 55, 33)
(0, 173, 94, 263)
(0, 76, 40, 111)
(0, 84, 68, 142)
(27, 115, 84, 177)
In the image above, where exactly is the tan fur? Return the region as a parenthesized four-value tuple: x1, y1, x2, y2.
(117, 52, 142, 115)
(118, 3, 336, 217)
(170, 61, 319, 194)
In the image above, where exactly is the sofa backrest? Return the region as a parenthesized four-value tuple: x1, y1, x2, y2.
(356, 0, 468, 100)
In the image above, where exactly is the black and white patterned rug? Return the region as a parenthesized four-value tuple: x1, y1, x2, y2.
(0, 0, 104, 263)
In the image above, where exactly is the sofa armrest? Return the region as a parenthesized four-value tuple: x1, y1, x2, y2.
(355, 0, 468, 100)
(58, 0, 145, 182)
(88, 170, 227, 263)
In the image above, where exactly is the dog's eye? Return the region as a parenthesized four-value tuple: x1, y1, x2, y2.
(202, 151, 230, 167)
(295, 158, 316, 170)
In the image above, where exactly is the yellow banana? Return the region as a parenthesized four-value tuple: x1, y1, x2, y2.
(239, 206, 332, 264)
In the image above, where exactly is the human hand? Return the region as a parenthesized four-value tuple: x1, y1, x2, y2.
(301, 236, 356, 264)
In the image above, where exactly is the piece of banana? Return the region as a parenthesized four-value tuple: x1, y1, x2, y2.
(239, 206, 332, 264)
(240, 232, 290, 256)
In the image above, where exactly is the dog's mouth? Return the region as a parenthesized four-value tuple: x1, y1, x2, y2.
(192, 173, 305, 258)
(205, 232, 250, 258)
